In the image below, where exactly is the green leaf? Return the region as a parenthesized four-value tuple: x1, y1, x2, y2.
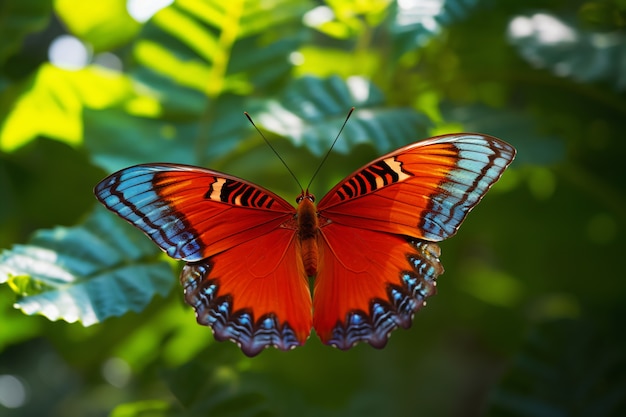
(304, 0, 389, 39)
(54, 0, 141, 51)
(508, 12, 626, 91)
(388, 0, 486, 58)
(0, 0, 51, 66)
(257, 75, 433, 155)
(110, 400, 171, 417)
(0, 206, 174, 326)
(294, 45, 380, 78)
(131, 0, 307, 109)
(0, 64, 136, 152)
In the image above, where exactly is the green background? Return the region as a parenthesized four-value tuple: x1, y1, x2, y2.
(1, 0, 625, 416)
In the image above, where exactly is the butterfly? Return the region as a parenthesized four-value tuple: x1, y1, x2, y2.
(95, 133, 515, 356)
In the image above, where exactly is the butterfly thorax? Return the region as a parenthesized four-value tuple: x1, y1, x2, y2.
(297, 193, 319, 276)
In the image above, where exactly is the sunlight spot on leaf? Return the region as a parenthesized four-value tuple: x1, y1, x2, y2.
(48, 35, 91, 70)
(491, 167, 520, 193)
(508, 13, 578, 45)
(303, 6, 334, 26)
(125, 96, 162, 117)
(347, 76, 371, 102)
(127, 0, 173, 23)
(528, 294, 580, 320)
(102, 357, 132, 388)
(0, 375, 28, 409)
(396, 0, 443, 28)
(258, 102, 305, 143)
(289, 51, 305, 66)
(160, 124, 177, 139)
(94, 52, 123, 72)
(527, 166, 556, 200)
(460, 264, 524, 307)
(214, 365, 238, 385)
(508, 16, 533, 38)
(110, 400, 170, 417)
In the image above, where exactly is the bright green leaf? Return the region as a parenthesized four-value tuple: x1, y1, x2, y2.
(305, 0, 389, 38)
(110, 400, 171, 417)
(133, 39, 212, 93)
(0, 64, 135, 152)
(54, 0, 141, 51)
(295, 45, 380, 78)
(131, 0, 305, 102)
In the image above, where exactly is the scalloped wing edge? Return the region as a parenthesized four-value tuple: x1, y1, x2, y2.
(180, 261, 306, 357)
(324, 238, 443, 349)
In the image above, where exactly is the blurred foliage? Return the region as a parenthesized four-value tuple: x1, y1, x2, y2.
(0, 0, 625, 416)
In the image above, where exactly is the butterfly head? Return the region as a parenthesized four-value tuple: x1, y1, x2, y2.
(296, 190, 315, 204)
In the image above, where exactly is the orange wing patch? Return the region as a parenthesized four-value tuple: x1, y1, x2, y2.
(181, 227, 312, 357)
(312, 223, 443, 349)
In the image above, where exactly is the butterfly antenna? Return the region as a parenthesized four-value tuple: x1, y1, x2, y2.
(306, 107, 355, 191)
(244, 112, 305, 192)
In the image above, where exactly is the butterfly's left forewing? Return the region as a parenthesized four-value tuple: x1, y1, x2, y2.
(95, 164, 312, 356)
(313, 134, 515, 348)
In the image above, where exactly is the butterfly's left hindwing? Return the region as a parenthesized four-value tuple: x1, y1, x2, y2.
(181, 226, 312, 357)
(95, 164, 312, 356)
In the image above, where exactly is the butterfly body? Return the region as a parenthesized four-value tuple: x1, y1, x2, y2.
(295, 194, 320, 276)
(95, 133, 515, 356)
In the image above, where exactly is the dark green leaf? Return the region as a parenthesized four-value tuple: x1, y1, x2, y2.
(388, 0, 487, 58)
(508, 12, 626, 91)
(0, 0, 51, 66)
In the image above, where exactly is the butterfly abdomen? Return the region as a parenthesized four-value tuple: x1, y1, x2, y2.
(297, 196, 319, 276)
